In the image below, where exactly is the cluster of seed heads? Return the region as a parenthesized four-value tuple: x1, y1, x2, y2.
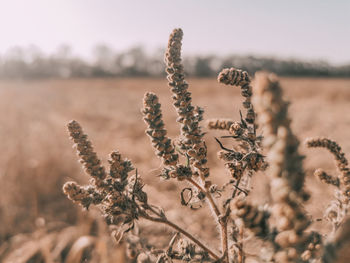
(62, 28, 350, 263)
(63, 121, 148, 232)
(306, 137, 350, 199)
(164, 28, 209, 180)
(232, 198, 270, 238)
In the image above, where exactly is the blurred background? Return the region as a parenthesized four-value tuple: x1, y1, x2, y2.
(0, 1, 349, 262)
(0, 0, 349, 79)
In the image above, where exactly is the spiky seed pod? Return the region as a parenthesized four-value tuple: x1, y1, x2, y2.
(63, 181, 103, 209)
(165, 28, 196, 145)
(65, 121, 146, 233)
(108, 151, 134, 190)
(306, 138, 348, 170)
(233, 199, 270, 237)
(229, 122, 244, 137)
(244, 152, 266, 171)
(207, 119, 234, 131)
(128, 175, 148, 203)
(173, 165, 193, 181)
(306, 137, 350, 197)
(161, 164, 193, 181)
(67, 120, 107, 187)
(165, 28, 209, 179)
(217, 68, 256, 125)
(142, 92, 179, 166)
(217, 150, 243, 162)
(218, 68, 250, 87)
(225, 161, 244, 180)
(314, 168, 340, 187)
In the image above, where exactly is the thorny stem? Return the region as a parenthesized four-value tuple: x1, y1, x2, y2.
(141, 211, 220, 260)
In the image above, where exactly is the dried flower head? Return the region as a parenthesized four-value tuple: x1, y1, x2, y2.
(207, 119, 234, 131)
(67, 120, 107, 187)
(314, 168, 340, 187)
(232, 198, 270, 237)
(64, 120, 147, 235)
(218, 67, 254, 124)
(142, 92, 179, 167)
(165, 28, 209, 179)
(59, 28, 350, 263)
(306, 137, 350, 198)
(253, 72, 311, 262)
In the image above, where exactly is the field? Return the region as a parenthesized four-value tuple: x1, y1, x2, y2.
(0, 77, 349, 262)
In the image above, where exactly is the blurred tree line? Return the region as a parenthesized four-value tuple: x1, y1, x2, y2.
(0, 44, 349, 79)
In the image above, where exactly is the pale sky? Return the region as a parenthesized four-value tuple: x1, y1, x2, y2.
(0, 0, 349, 64)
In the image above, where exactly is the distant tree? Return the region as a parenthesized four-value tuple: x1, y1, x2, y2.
(194, 57, 214, 77)
(0, 44, 349, 79)
(92, 44, 116, 76)
(118, 46, 150, 76)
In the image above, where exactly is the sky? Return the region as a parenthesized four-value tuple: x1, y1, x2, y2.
(0, 0, 349, 64)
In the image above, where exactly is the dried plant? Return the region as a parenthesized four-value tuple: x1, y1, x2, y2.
(62, 28, 350, 263)
(305, 138, 350, 237)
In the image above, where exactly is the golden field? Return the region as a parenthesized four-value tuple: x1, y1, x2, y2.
(0, 77, 349, 262)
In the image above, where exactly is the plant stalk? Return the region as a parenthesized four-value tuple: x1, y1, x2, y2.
(142, 212, 220, 260)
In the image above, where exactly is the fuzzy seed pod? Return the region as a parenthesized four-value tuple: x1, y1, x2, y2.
(300, 232, 322, 261)
(67, 120, 107, 187)
(143, 92, 179, 167)
(229, 122, 244, 136)
(207, 119, 234, 131)
(306, 137, 350, 197)
(109, 151, 134, 188)
(218, 68, 250, 87)
(233, 199, 270, 237)
(225, 161, 244, 180)
(63, 181, 103, 209)
(218, 68, 256, 129)
(217, 150, 243, 162)
(253, 72, 311, 258)
(314, 168, 340, 187)
(165, 28, 209, 180)
(306, 138, 348, 170)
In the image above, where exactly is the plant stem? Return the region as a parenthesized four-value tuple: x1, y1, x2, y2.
(142, 212, 220, 260)
(187, 177, 227, 261)
(187, 178, 206, 192)
(187, 178, 221, 218)
(220, 218, 229, 263)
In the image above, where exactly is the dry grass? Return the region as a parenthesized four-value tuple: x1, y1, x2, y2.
(0, 74, 349, 262)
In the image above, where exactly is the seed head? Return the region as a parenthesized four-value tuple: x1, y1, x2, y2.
(67, 120, 106, 187)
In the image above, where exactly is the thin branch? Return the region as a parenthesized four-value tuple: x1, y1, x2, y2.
(141, 212, 220, 260)
(215, 137, 235, 152)
(187, 178, 206, 192)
